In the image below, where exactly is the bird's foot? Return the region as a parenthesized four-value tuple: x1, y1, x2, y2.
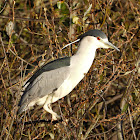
(43, 103, 61, 121)
(52, 113, 61, 121)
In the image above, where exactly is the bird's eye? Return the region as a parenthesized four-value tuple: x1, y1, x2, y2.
(97, 37, 100, 40)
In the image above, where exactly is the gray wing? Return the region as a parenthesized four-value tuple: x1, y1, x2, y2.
(24, 57, 70, 86)
(18, 57, 70, 114)
(22, 67, 70, 103)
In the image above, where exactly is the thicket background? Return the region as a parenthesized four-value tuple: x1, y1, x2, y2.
(0, 0, 139, 139)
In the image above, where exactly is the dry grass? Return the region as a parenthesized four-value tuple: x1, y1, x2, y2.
(0, 0, 139, 139)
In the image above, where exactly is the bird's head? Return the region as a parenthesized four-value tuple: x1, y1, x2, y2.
(78, 29, 120, 51)
(62, 29, 120, 52)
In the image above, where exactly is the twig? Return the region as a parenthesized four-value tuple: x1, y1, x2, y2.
(128, 107, 137, 140)
(82, 116, 100, 140)
(0, 0, 7, 14)
(9, 48, 35, 67)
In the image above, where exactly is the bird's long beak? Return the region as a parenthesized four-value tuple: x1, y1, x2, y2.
(105, 41, 120, 51)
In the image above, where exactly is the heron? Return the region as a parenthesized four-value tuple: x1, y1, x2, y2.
(18, 29, 119, 120)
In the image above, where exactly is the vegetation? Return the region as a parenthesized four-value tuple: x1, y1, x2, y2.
(0, 0, 139, 139)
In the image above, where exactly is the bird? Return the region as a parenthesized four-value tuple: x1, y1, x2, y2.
(18, 29, 120, 120)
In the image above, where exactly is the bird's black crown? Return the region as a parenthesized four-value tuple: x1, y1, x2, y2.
(78, 29, 107, 40)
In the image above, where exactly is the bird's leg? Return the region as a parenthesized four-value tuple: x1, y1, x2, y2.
(43, 103, 61, 120)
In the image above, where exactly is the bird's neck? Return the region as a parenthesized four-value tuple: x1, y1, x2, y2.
(71, 38, 97, 74)
(75, 37, 97, 62)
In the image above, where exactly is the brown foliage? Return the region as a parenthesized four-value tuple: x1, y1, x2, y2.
(0, 0, 139, 139)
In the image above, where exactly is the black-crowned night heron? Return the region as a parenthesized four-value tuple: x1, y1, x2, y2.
(18, 29, 119, 120)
